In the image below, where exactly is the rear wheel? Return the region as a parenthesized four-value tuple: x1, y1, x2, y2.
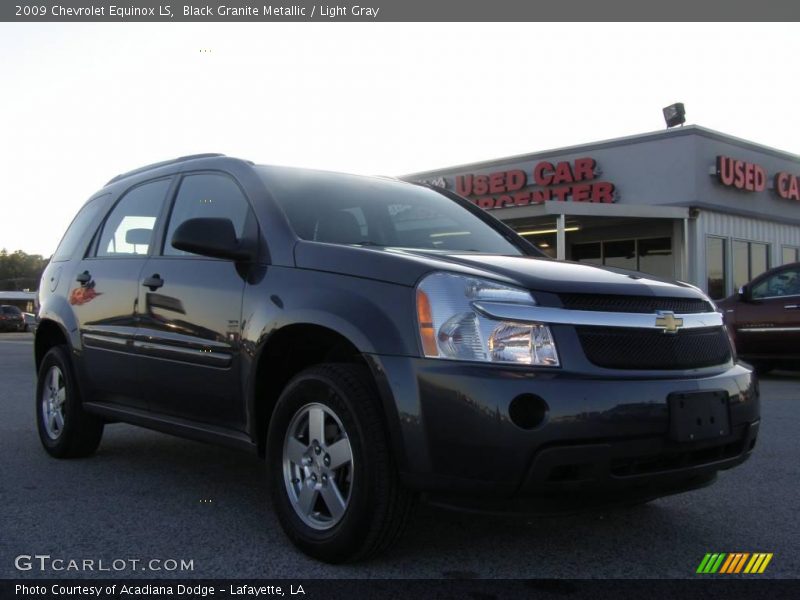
(267, 364, 415, 563)
(36, 345, 104, 458)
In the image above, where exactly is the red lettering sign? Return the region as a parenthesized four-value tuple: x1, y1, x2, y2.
(716, 155, 766, 192)
(775, 172, 800, 201)
(452, 156, 615, 210)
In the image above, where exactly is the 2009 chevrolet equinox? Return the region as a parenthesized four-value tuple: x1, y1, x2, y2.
(36, 154, 759, 562)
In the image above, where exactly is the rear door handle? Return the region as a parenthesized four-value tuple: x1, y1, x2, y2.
(784, 304, 800, 310)
(75, 271, 91, 285)
(142, 274, 164, 291)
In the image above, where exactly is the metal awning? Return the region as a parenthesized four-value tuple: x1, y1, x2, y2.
(491, 202, 690, 221)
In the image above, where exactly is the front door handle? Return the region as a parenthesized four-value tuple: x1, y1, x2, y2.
(784, 304, 800, 310)
(142, 274, 164, 291)
(75, 271, 91, 286)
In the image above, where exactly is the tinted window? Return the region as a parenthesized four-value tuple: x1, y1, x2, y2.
(732, 240, 749, 291)
(96, 179, 171, 257)
(164, 173, 251, 256)
(706, 237, 727, 300)
(572, 242, 601, 265)
(603, 240, 636, 270)
(750, 242, 769, 281)
(259, 167, 523, 255)
(733, 239, 771, 290)
(638, 237, 673, 279)
(752, 268, 800, 299)
(52, 195, 106, 262)
(2, 306, 21, 315)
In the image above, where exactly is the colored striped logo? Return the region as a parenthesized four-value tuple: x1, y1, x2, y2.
(696, 553, 773, 574)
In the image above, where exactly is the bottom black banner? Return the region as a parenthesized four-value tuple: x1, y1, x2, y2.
(2, 579, 798, 600)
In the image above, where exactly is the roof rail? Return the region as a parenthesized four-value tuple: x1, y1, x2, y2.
(106, 153, 226, 185)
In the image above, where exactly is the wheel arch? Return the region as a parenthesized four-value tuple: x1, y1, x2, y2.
(34, 319, 71, 372)
(248, 322, 406, 470)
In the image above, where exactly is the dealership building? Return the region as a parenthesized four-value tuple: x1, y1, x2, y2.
(404, 125, 800, 300)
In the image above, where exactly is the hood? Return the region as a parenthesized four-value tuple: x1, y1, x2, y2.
(293, 241, 706, 299)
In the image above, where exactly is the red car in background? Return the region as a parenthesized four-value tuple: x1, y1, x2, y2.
(718, 262, 800, 374)
(0, 305, 26, 332)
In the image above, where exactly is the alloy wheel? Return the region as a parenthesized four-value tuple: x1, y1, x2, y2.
(282, 402, 354, 530)
(41, 365, 66, 440)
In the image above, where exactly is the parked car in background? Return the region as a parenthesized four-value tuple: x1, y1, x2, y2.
(0, 305, 26, 332)
(23, 312, 37, 333)
(718, 262, 800, 374)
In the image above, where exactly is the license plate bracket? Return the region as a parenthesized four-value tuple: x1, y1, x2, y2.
(668, 391, 730, 442)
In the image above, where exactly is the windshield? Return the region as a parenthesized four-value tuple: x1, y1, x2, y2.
(258, 167, 524, 255)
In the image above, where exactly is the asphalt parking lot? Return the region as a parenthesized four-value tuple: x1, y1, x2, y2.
(1, 332, 798, 579)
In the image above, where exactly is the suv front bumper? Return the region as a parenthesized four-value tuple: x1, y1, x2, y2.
(367, 356, 759, 507)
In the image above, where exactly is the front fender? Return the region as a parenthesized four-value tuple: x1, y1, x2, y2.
(243, 267, 419, 356)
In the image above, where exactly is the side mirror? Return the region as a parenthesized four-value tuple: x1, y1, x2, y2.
(738, 285, 751, 302)
(171, 218, 253, 261)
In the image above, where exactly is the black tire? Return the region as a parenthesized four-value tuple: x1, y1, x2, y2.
(267, 363, 415, 563)
(751, 361, 775, 376)
(36, 345, 104, 458)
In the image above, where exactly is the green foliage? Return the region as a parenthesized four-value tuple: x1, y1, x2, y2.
(0, 249, 49, 291)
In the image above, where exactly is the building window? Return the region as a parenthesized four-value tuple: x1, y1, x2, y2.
(603, 240, 636, 271)
(638, 237, 673, 279)
(570, 237, 672, 278)
(706, 236, 727, 300)
(572, 242, 601, 265)
(782, 246, 800, 265)
(732, 240, 770, 291)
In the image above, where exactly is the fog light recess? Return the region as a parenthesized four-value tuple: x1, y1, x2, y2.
(508, 394, 548, 430)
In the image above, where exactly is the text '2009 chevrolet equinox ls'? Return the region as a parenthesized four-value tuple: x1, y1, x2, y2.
(36, 154, 759, 562)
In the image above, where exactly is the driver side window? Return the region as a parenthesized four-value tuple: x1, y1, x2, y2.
(164, 173, 251, 256)
(751, 268, 800, 299)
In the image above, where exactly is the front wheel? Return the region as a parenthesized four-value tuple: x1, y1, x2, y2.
(267, 364, 415, 563)
(36, 345, 104, 458)
(751, 361, 776, 376)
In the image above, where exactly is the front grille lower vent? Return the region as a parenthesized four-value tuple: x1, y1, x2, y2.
(559, 293, 713, 314)
(577, 326, 731, 370)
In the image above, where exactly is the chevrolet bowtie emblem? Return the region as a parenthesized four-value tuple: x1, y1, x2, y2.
(655, 311, 683, 334)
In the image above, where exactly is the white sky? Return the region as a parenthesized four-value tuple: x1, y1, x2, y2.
(0, 22, 798, 257)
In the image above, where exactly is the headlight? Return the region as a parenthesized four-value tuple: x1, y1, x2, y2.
(415, 272, 559, 366)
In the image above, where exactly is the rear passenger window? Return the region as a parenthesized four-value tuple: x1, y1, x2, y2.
(164, 173, 251, 256)
(96, 179, 171, 257)
(52, 195, 107, 262)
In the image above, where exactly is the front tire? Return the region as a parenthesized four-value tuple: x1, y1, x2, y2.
(751, 361, 775, 376)
(267, 364, 415, 563)
(36, 345, 104, 458)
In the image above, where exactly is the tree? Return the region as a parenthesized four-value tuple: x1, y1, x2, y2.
(0, 249, 49, 291)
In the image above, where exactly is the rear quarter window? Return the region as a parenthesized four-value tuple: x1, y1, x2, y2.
(52, 194, 108, 262)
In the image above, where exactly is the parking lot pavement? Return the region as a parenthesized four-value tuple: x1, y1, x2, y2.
(1, 336, 798, 579)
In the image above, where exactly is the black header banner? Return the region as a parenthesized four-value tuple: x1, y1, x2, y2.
(2, 0, 800, 22)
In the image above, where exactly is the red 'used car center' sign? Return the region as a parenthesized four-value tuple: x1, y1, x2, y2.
(454, 157, 616, 210)
(716, 154, 800, 201)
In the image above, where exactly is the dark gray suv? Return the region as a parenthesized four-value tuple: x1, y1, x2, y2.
(36, 154, 759, 562)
